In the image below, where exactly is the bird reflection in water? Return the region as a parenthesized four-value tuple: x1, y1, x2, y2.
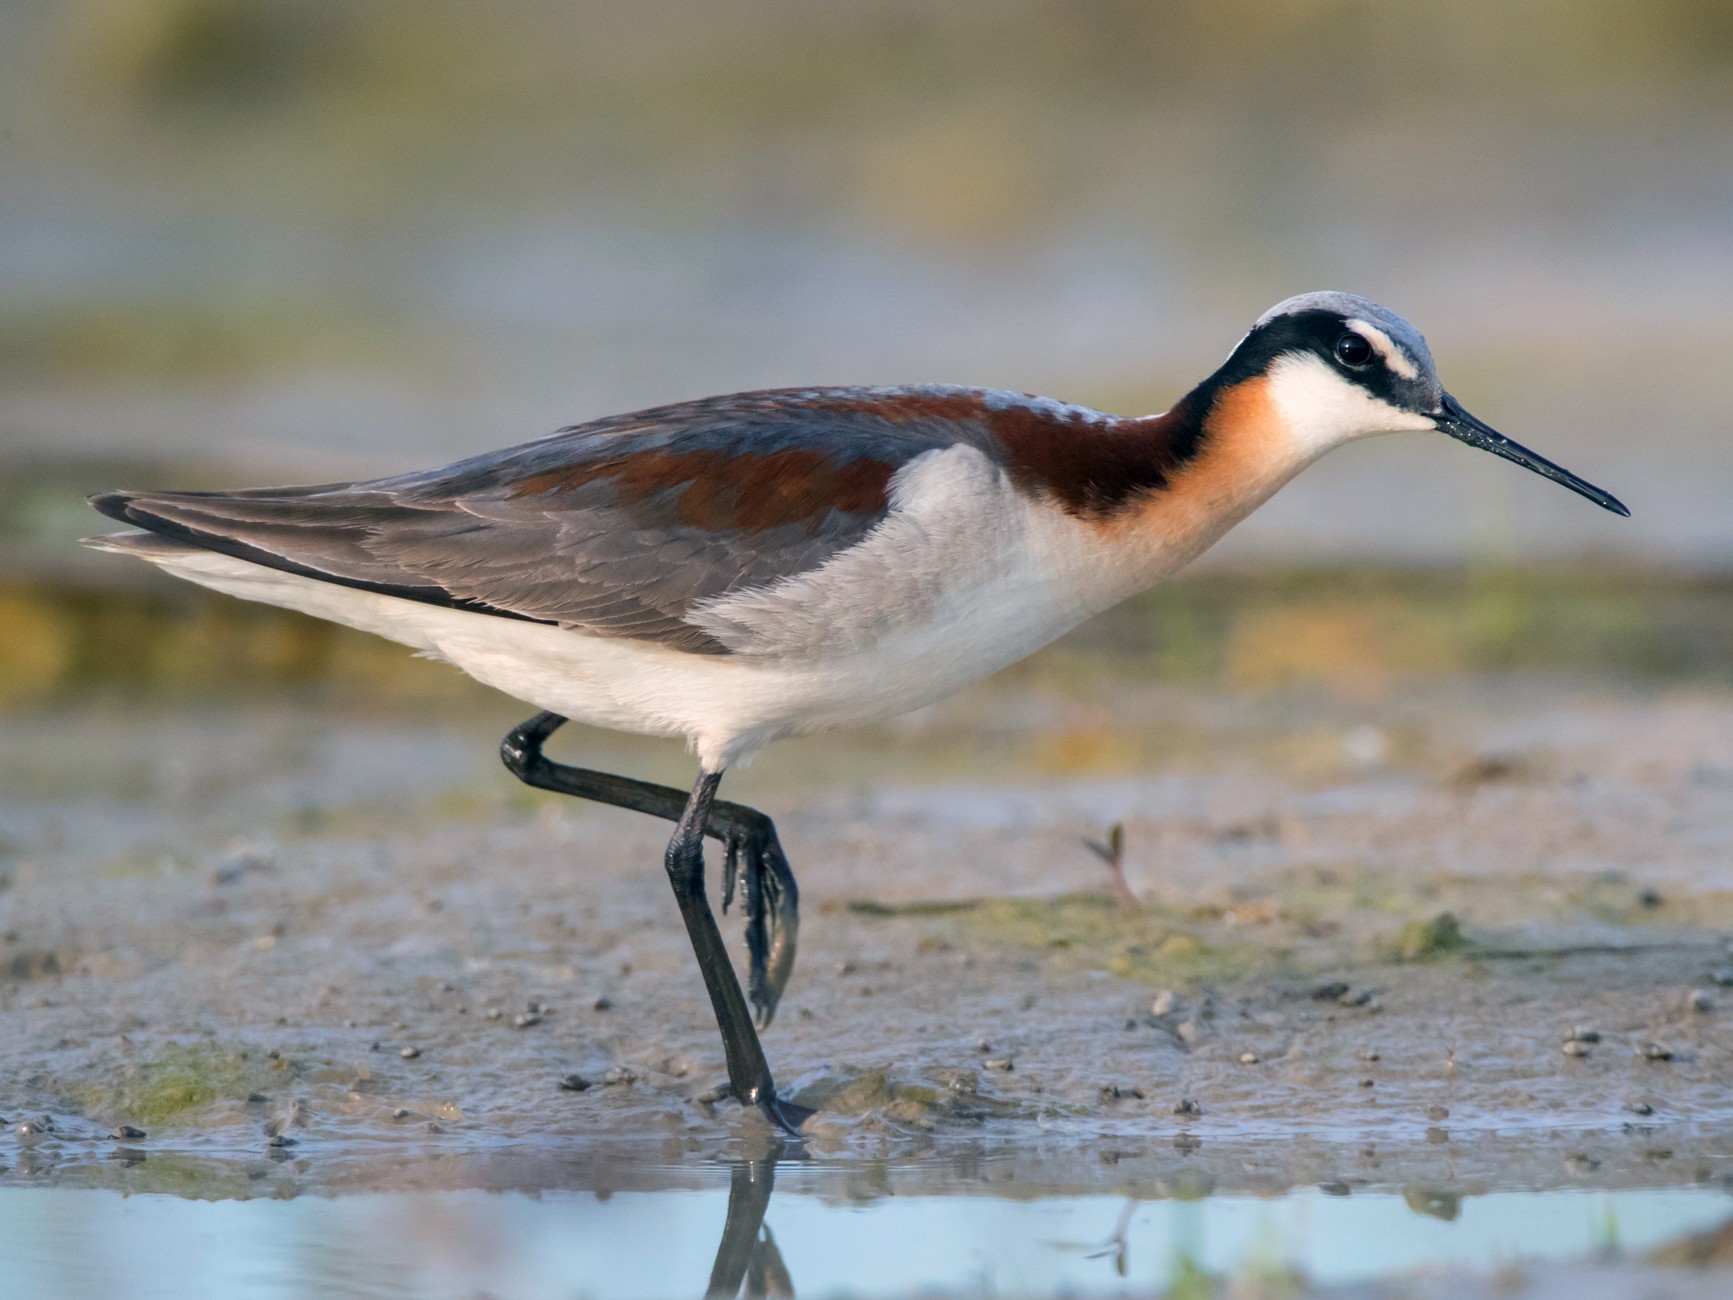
(707, 1159, 793, 1298)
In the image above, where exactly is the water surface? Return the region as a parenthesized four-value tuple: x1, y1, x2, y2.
(5, 1167, 1730, 1299)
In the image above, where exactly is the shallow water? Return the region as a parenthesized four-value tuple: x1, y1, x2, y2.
(5, 1167, 1732, 1300)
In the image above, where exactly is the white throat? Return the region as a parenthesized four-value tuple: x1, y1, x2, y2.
(1265, 352, 1435, 457)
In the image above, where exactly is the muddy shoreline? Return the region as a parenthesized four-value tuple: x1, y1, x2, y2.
(2, 669, 1730, 1201)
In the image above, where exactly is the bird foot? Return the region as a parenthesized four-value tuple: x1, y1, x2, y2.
(719, 823, 800, 1028)
(696, 1080, 814, 1138)
(763, 1094, 815, 1137)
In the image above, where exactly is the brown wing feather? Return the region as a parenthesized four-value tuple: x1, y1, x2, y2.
(90, 388, 1003, 652)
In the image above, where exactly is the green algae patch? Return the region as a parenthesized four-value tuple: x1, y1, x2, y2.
(848, 871, 1733, 996)
(1385, 912, 1467, 963)
(86, 1044, 269, 1128)
(792, 1067, 1033, 1134)
(796, 1068, 943, 1120)
(843, 898, 983, 918)
(958, 893, 1290, 990)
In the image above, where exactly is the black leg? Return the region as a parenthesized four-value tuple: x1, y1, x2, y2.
(501, 712, 799, 1025)
(664, 769, 812, 1135)
(501, 712, 810, 1133)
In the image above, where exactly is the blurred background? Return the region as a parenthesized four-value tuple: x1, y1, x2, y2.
(5, 11, 1733, 1262)
(0, 0, 1729, 707)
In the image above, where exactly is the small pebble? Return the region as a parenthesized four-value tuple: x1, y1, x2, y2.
(392, 1108, 410, 1121)
(1359, 1048, 1382, 1062)
(1099, 1083, 1144, 1100)
(1175, 1019, 1199, 1044)
(1562, 1040, 1591, 1057)
(1174, 1098, 1202, 1116)
(603, 1066, 638, 1086)
(1687, 989, 1714, 1013)
(400, 1046, 421, 1059)
(1566, 1027, 1600, 1044)
(514, 1012, 543, 1029)
(484, 1008, 503, 1021)
(1150, 990, 1177, 1016)
(1708, 969, 1733, 988)
(1426, 1105, 1450, 1121)
(984, 1056, 1014, 1071)
(592, 996, 613, 1012)
(835, 960, 857, 976)
(1625, 1100, 1655, 1116)
(1338, 988, 1372, 1008)
(267, 1134, 297, 1148)
(975, 1037, 993, 1053)
(109, 1125, 147, 1140)
(1312, 981, 1350, 1002)
(526, 1000, 545, 1014)
(1637, 887, 1662, 909)
(425, 1122, 444, 1134)
(558, 1074, 593, 1092)
(1359, 1078, 1375, 1088)
(1238, 1051, 1260, 1065)
(694, 1082, 731, 1104)
(246, 1093, 269, 1104)
(1638, 1042, 1674, 1062)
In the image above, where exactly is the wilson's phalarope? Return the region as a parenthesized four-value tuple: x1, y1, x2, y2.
(88, 291, 1628, 1133)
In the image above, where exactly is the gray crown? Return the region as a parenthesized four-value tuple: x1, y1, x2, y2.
(1260, 291, 1441, 402)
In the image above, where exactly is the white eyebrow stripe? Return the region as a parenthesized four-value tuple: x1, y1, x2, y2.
(1347, 319, 1419, 381)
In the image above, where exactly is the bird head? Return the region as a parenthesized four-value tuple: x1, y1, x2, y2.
(1217, 291, 1628, 516)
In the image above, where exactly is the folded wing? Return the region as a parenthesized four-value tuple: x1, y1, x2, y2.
(91, 387, 1001, 655)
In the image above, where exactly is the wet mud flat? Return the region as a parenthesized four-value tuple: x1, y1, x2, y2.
(1, 650, 1732, 1292)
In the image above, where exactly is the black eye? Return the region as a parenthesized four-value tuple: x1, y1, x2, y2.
(1334, 332, 1373, 368)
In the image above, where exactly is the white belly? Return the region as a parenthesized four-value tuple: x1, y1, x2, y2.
(117, 534, 1107, 770)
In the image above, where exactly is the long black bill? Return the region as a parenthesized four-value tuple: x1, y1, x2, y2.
(1435, 393, 1629, 516)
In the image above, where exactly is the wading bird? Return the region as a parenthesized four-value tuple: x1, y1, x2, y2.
(87, 292, 1627, 1134)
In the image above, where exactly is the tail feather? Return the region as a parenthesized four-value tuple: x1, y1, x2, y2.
(80, 527, 203, 558)
(84, 488, 542, 622)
